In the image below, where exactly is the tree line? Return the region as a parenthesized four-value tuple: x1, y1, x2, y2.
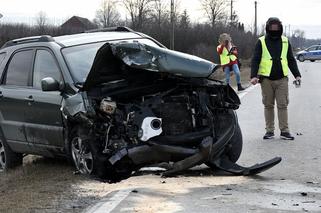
(0, 0, 314, 63)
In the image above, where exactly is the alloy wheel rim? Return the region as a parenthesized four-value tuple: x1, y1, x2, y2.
(0, 140, 6, 172)
(71, 137, 93, 174)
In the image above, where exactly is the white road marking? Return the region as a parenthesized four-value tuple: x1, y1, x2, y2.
(238, 84, 259, 100)
(85, 189, 132, 213)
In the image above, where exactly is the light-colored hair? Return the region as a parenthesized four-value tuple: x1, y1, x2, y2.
(218, 33, 232, 44)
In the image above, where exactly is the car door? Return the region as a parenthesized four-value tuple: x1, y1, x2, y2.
(316, 46, 321, 60)
(24, 49, 64, 153)
(0, 49, 34, 153)
(306, 46, 318, 60)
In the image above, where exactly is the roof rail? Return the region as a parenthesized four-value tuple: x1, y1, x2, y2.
(85, 26, 134, 33)
(2, 35, 54, 48)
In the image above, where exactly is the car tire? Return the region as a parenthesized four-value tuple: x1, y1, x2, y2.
(298, 55, 305, 62)
(206, 124, 243, 168)
(70, 127, 95, 175)
(0, 138, 23, 172)
(310, 60, 315, 62)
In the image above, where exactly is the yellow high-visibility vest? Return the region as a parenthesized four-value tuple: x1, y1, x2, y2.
(217, 45, 237, 65)
(258, 36, 289, 77)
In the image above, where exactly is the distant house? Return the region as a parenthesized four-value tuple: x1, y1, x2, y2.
(61, 16, 97, 34)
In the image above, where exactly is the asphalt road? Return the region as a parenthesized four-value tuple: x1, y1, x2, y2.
(85, 61, 321, 213)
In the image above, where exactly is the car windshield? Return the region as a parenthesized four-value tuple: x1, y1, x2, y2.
(62, 38, 160, 83)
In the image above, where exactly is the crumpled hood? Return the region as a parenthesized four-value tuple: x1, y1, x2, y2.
(82, 41, 218, 91)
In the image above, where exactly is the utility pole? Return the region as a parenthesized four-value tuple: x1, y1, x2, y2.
(230, 0, 233, 24)
(170, 0, 175, 50)
(254, 1, 257, 36)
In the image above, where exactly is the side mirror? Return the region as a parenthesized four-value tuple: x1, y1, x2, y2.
(41, 77, 60, 91)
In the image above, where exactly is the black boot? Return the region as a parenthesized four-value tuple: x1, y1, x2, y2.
(237, 83, 245, 91)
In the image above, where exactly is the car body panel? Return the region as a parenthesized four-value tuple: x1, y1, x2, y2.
(111, 41, 217, 77)
(82, 41, 217, 90)
(296, 45, 321, 61)
(23, 89, 64, 146)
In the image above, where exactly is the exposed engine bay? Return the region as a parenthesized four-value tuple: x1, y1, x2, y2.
(63, 41, 281, 182)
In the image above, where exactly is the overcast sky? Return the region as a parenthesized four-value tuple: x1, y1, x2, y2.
(1, 0, 321, 38)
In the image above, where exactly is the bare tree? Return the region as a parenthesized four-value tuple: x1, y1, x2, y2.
(122, 0, 153, 30)
(201, 0, 228, 28)
(151, 0, 169, 28)
(95, 0, 120, 28)
(35, 11, 48, 33)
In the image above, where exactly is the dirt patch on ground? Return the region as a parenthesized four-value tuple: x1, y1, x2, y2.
(0, 156, 95, 212)
(0, 156, 247, 212)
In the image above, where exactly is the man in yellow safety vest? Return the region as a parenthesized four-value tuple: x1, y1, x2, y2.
(250, 17, 301, 140)
(217, 33, 245, 91)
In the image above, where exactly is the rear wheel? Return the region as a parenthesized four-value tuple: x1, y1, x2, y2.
(206, 124, 243, 168)
(0, 139, 23, 172)
(298, 55, 305, 62)
(310, 60, 315, 62)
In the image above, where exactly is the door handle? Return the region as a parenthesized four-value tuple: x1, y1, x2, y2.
(0, 91, 3, 98)
(24, 95, 34, 102)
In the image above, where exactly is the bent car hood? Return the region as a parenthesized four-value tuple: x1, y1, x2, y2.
(83, 41, 218, 90)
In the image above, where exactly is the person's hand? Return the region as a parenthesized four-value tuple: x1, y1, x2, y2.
(293, 76, 301, 88)
(250, 77, 259, 85)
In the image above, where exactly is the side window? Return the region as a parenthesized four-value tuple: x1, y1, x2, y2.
(0, 53, 6, 65)
(5, 50, 33, 86)
(308, 46, 317, 51)
(33, 50, 62, 89)
(0, 53, 7, 79)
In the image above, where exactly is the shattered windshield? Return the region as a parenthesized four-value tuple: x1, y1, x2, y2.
(62, 38, 160, 83)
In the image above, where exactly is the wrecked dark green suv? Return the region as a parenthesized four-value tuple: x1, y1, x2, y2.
(0, 27, 280, 182)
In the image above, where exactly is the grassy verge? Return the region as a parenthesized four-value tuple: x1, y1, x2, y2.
(211, 64, 251, 89)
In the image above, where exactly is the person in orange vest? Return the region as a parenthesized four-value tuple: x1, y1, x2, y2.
(217, 33, 245, 91)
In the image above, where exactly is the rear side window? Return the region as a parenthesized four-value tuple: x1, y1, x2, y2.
(0, 53, 7, 79)
(0, 53, 6, 65)
(5, 50, 33, 86)
(33, 50, 62, 89)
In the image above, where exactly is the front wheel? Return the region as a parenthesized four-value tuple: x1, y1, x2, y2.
(206, 124, 243, 168)
(298, 55, 305, 62)
(0, 139, 23, 172)
(70, 128, 94, 175)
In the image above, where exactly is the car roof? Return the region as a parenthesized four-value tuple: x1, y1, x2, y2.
(54, 31, 143, 47)
(0, 27, 146, 50)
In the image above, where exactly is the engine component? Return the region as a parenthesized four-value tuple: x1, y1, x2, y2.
(139, 117, 162, 141)
(100, 98, 117, 114)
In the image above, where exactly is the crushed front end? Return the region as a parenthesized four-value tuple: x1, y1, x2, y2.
(62, 41, 281, 182)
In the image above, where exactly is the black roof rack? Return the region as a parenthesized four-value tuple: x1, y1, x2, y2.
(85, 26, 134, 33)
(2, 35, 54, 48)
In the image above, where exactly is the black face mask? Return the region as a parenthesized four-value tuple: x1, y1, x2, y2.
(267, 30, 282, 39)
(265, 18, 283, 39)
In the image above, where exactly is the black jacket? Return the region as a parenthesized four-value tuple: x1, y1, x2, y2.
(251, 36, 301, 80)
